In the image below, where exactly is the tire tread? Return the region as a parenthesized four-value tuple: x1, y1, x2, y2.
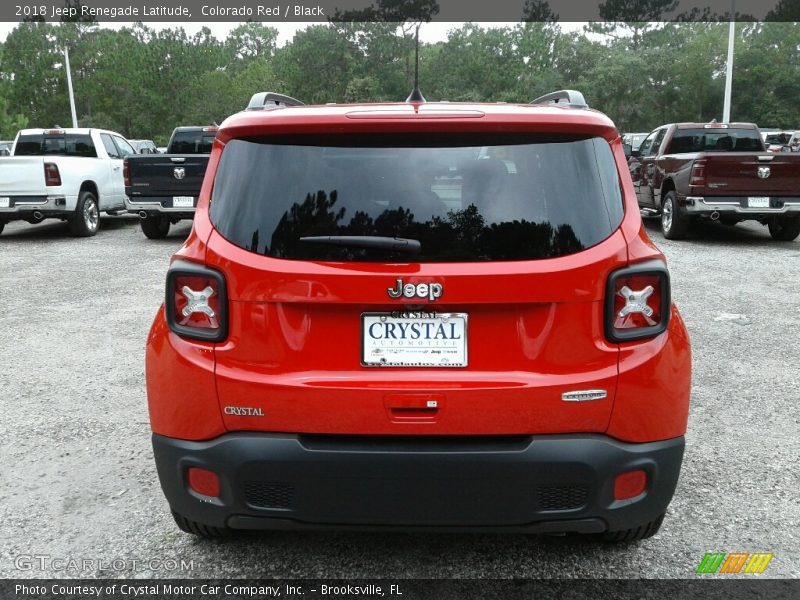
(141, 216, 170, 239)
(661, 192, 689, 240)
(768, 218, 800, 241)
(68, 191, 99, 237)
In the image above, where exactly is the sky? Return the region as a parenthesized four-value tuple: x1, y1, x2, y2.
(0, 21, 585, 45)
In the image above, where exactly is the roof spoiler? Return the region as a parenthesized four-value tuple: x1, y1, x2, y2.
(246, 92, 305, 111)
(531, 90, 588, 109)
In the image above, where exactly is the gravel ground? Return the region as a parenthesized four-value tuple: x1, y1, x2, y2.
(0, 216, 798, 579)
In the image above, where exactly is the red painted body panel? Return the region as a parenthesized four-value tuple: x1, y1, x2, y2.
(146, 308, 225, 440)
(608, 306, 692, 442)
(205, 226, 629, 435)
(146, 101, 691, 445)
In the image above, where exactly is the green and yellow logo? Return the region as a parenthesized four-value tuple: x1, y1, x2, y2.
(696, 552, 774, 574)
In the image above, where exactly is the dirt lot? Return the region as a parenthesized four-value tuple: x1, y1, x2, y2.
(0, 216, 798, 578)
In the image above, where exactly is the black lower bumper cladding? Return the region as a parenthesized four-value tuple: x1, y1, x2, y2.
(153, 432, 684, 533)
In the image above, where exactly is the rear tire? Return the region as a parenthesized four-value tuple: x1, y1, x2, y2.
(171, 510, 230, 539)
(768, 217, 800, 241)
(597, 513, 665, 543)
(141, 215, 170, 239)
(661, 192, 688, 240)
(0, 222, 4, 236)
(68, 191, 100, 237)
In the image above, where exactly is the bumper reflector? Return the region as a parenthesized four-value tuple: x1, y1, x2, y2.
(614, 470, 647, 500)
(187, 467, 220, 498)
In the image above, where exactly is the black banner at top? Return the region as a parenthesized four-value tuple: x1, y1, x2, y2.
(1, 0, 799, 23)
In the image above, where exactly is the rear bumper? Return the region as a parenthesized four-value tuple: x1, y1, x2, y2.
(124, 195, 196, 218)
(153, 432, 684, 533)
(682, 195, 800, 217)
(0, 195, 73, 219)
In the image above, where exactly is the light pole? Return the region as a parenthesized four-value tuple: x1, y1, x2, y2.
(722, 0, 735, 123)
(64, 47, 78, 128)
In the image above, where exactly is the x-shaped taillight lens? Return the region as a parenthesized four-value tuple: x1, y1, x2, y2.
(606, 263, 670, 342)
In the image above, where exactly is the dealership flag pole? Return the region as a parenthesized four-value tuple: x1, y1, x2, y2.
(64, 47, 78, 128)
(722, 0, 735, 123)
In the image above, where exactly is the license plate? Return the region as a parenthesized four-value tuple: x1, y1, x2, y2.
(362, 312, 468, 367)
(0, 197, 9, 208)
(172, 196, 194, 208)
(748, 197, 770, 208)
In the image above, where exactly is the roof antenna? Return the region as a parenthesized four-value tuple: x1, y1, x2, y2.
(405, 24, 425, 103)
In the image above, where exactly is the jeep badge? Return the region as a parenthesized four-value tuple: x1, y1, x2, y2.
(387, 278, 443, 301)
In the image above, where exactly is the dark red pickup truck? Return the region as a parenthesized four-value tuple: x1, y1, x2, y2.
(627, 122, 800, 241)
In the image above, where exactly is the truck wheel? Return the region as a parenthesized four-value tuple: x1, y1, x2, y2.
(598, 513, 665, 543)
(768, 217, 800, 241)
(68, 191, 100, 237)
(171, 510, 230, 539)
(0, 223, 4, 236)
(141, 216, 170, 239)
(661, 192, 689, 240)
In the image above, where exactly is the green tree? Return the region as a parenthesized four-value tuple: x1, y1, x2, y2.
(421, 24, 522, 102)
(226, 23, 278, 60)
(275, 25, 356, 103)
(589, 0, 679, 49)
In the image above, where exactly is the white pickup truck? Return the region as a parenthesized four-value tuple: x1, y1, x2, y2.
(0, 128, 134, 237)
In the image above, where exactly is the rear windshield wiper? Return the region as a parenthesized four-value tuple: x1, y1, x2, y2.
(298, 236, 422, 254)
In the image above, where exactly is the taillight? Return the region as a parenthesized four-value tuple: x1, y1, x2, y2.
(165, 260, 228, 342)
(689, 159, 706, 187)
(605, 261, 671, 342)
(123, 159, 130, 187)
(44, 162, 61, 186)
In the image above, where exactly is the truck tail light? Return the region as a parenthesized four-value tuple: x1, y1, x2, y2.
(123, 159, 131, 187)
(44, 162, 61, 186)
(605, 261, 671, 342)
(165, 260, 228, 342)
(689, 159, 706, 187)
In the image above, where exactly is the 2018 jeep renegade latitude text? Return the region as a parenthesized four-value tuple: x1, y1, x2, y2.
(146, 90, 691, 541)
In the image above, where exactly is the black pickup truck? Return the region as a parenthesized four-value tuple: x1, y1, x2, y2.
(123, 126, 216, 238)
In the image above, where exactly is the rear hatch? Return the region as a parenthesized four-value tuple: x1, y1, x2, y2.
(125, 154, 209, 198)
(204, 131, 627, 435)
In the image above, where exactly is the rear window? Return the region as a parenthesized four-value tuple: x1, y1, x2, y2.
(667, 128, 763, 153)
(168, 131, 216, 154)
(209, 134, 624, 262)
(14, 134, 97, 157)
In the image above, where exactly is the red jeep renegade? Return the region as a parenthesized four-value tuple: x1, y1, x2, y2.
(146, 90, 691, 541)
